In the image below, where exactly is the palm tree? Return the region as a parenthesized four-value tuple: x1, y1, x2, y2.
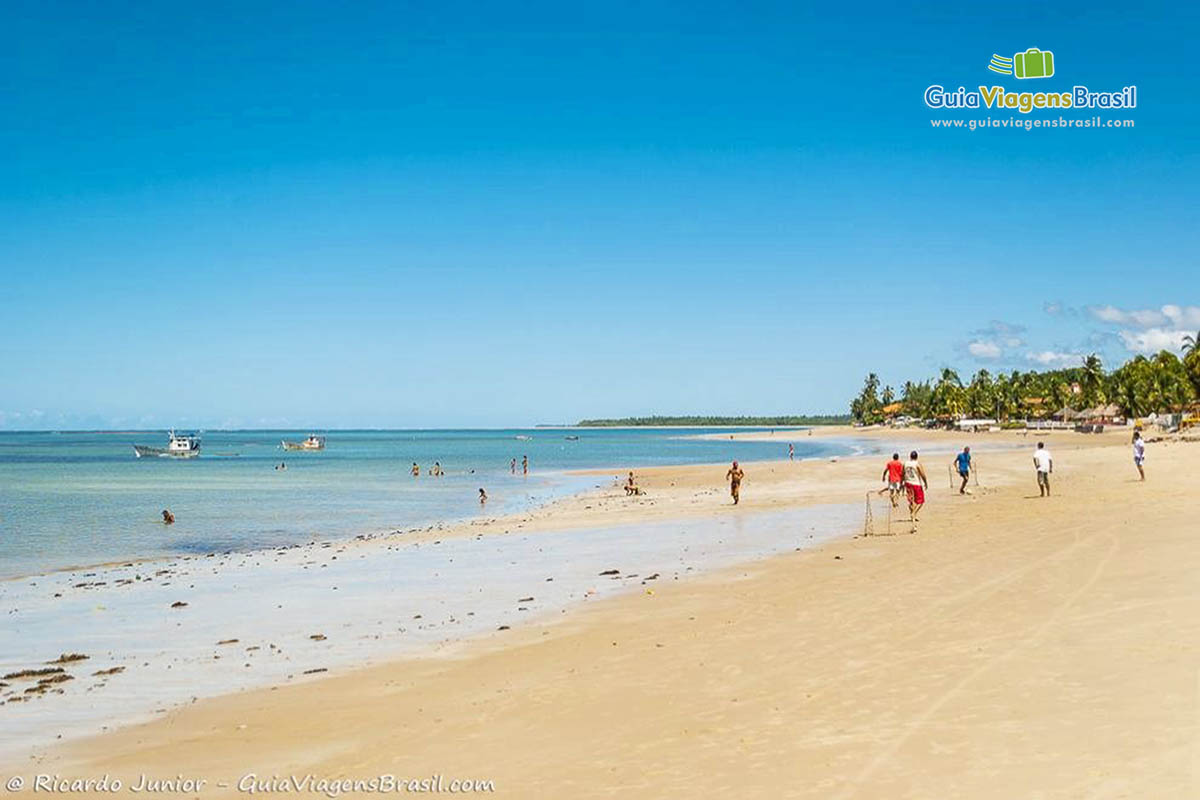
(1183, 330, 1200, 356)
(1080, 353, 1105, 406)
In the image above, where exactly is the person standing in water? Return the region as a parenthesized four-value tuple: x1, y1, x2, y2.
(1132, 431, 1146, 481)
(725, 461, 744, 505)
(903, 451, 928, 523)
(411, 462, 420, 478)
(788, 443, 794, 461)
(522, 455, 528, 475)
(953, 446, 972, 494)
(510, 458, 516, 475)
(161, 509, 175, 525)
(479, 488, 488, 504)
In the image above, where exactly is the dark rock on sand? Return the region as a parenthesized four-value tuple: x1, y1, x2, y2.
(4, 667, 65, 680)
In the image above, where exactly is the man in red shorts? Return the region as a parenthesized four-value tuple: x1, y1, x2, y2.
(903, 450, 929, 525)
(878, 452, 905, 508)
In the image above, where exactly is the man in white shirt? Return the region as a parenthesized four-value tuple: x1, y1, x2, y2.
(1033, 441, 1053, 497)
(1132, 431, 1146, 481)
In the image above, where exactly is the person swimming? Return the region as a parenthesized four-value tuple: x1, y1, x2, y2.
(161, 509, 175, 525)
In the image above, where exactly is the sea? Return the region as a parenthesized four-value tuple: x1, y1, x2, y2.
(0, 428, 862, 580)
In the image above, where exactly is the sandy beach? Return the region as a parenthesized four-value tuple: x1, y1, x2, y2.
(5, 426, 1197, 797)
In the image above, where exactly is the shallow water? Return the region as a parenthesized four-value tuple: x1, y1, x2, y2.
(0, 502, 857, 760)
(0, 428, 856, 578)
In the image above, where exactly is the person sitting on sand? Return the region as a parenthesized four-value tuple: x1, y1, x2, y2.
(1133, 431, 1146, 481)
(878, 453, 904, 507)
(903, 451, 928, 523)
(625, 471, 643, 496)
(1033, 442, 1053, 497)
(161, 509, 175, 525)
(953, 446, 972, 495)
(479, 488, 487, 504)
(726, 461, 744, 505)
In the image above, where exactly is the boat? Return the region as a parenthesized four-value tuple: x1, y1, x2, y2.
(133, 430, 201, 459)
(281, 434, 326, 451)
(564, 435, 579, 441)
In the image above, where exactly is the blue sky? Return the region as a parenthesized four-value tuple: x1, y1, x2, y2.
(2, 1, 1197, 429)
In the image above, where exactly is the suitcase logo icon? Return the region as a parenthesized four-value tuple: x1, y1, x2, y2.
(987, 48, 1055, 79)
(1014, 48, 1054, 78)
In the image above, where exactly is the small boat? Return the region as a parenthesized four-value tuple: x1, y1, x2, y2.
(564, 435, 579, 441)
(281, 434, 326, 451)
(133, 430, 201, 459)
(515, 434, 532, 441)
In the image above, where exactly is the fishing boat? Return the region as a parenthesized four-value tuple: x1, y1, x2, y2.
(281, 434, 326, 451)
(133, 430, 201, 459)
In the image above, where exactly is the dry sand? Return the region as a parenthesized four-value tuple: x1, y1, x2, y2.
(8, 428, 1198, 798)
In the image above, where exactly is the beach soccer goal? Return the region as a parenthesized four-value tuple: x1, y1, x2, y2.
(862, 491, 895, 537)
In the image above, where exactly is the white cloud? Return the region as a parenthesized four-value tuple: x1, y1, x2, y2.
(967, 340, 1003, 359)
(1025, 350, 1083, 367)
(1084, 303, 1199, 355)
(1087, 303, 1200, 329)
(1117, 328, 1190, 355)
(1161, 304, 1200, 329)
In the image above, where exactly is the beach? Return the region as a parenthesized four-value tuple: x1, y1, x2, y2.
(5, 426, 1195, 797)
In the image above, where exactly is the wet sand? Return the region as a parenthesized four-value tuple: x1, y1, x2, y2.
(7, 427, 1197, 797)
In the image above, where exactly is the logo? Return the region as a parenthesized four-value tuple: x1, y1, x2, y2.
(989, 48, 1055, 79)
(924, 46, 1136, 115)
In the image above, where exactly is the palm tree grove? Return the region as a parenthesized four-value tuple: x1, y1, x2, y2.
(849, 340, 1200, 425)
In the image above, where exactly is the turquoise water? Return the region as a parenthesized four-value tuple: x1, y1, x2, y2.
(0, 428, 854, 579)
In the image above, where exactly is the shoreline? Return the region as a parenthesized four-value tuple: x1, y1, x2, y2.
(5, 426, 1179, 794)
(0, 426, 977, 759)
(0, 430, 860, 586)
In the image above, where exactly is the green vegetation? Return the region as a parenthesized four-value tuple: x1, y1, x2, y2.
(850, 342, 1200, 425)
(575, 415, 851, 427)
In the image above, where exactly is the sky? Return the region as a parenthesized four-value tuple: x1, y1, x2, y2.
(1, 1, 1197, 429)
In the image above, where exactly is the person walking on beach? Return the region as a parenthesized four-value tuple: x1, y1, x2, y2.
(954, 446, 972, 494)
(879, 453, 905, 507)
(726, 461, 744, 505)
(1034, 442, 1053, 497)
(788, 443, 794, 461)
(522, 455, 528, 476)
(903, 451, 928, 523)
(1132, 431, 1146, 481)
